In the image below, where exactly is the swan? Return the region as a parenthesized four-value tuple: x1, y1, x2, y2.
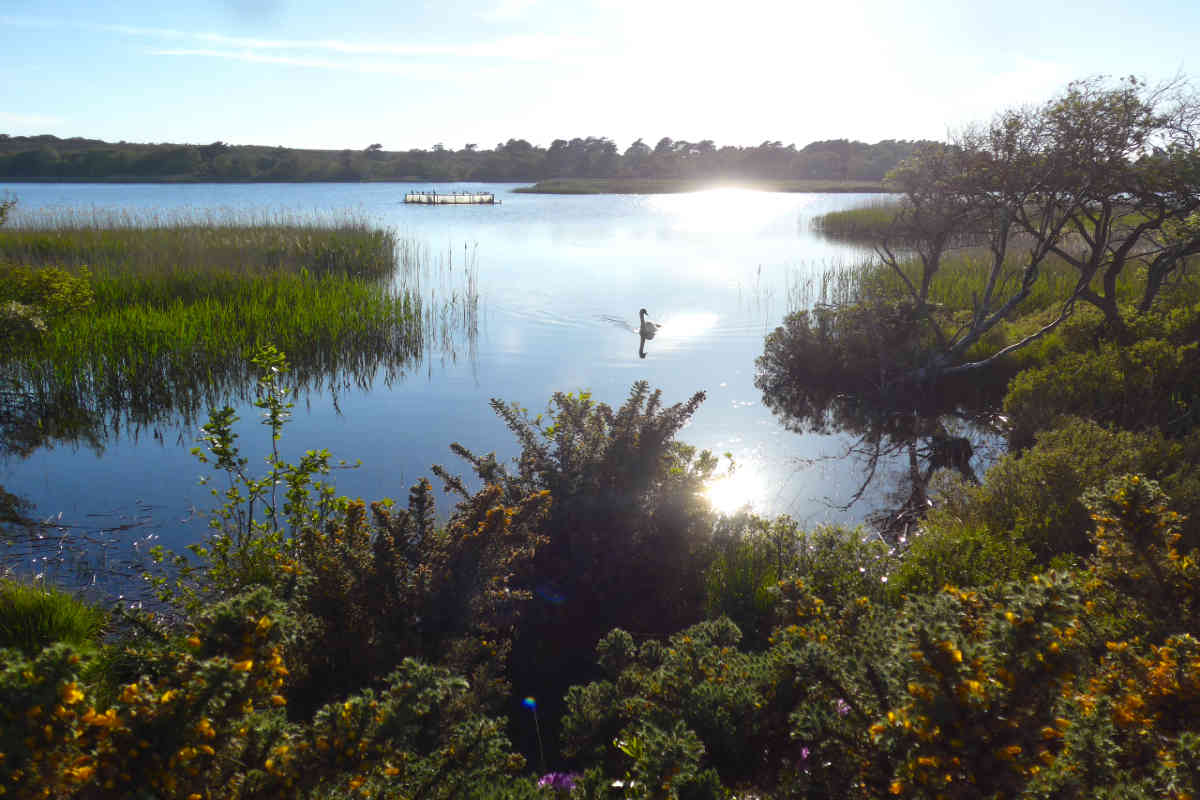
(638, 308, 661, 339)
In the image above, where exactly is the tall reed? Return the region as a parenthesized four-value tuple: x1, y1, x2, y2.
(810, 198, 903, 241)
(0, 207, 398, 280)
(0, 210, 480, 439)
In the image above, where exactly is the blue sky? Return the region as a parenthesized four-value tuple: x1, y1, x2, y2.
(1, 0, 1197, 151)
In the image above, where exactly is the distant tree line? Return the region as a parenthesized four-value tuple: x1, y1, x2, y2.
(0, 133, 931, 182)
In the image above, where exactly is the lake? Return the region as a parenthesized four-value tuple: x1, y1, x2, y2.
(1, 181, 958, 595)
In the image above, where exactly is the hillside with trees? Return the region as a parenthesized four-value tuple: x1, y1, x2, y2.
(0, 133, 929, 183)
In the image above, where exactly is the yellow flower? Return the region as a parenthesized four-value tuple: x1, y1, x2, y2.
(271, 695, 287, 707)
(64, 764, 96, 783)
(120, 684, 140, 703)
(160, 689, 179, 704)
(61, 682, 85, 705)
(232, 659, 254, 673)
(186, 636, 202, 648)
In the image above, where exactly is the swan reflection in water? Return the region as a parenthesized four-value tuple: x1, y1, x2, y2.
(638, 308, 660, 359)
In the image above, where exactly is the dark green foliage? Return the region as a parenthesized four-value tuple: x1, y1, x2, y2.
(441, 382, 719, 759)
(889, 520, 1036, 597)
(0, 133, 932, 183)
(755, 301, 935, 434)
(563, 619, 760, 796)
(704, 514, 798, 649)
(168, 346, 551, 720)
(1004, 334, 1200, 448)
(0, 579, 106, 657)
(927, 418, 1200, 562)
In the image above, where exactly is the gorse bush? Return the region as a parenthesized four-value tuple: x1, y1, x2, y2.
(564, 473, 1200, 798)
(437, 382, 720, 758)
(0, 587, 524, 799)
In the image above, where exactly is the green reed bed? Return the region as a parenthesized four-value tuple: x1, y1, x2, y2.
(0, 207, 398, 279)
(809, 198, 903, 241)
(7, 270, 423, 431)
(0, 210, 472, 434)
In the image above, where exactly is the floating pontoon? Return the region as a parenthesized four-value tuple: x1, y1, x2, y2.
(404, 191, 499, 205)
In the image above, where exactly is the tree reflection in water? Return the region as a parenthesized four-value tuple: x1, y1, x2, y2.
(756, 345, 1010, 545)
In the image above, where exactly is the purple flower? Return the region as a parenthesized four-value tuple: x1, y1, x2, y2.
(800, 746, 811, 761)
(538, 772, 579, 793)
(835, 698, 851, 717)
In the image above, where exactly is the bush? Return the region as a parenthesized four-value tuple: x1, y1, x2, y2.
(889, 520, 1036, 597)
(443, 382, 720, 759)
(926, 418, 1200, 561)
(1004, 336, 1200, 447)
(0, 586, 527, 799)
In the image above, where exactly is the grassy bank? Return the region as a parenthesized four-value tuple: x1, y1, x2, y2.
(514, 177, 888, 194)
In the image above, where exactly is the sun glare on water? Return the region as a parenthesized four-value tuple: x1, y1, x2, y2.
(649, 187, 792, 234)
(704, 460, 764, 516)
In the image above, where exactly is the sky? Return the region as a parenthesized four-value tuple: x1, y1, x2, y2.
(1, 0, 1198, 152)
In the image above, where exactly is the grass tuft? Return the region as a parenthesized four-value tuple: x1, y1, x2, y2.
(0, 578, 106, 656)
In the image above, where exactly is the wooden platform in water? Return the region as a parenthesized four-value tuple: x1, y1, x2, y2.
(404, 191, 499, 205)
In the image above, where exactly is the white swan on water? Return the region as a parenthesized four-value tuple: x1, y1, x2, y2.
(638, 308, 661, 339)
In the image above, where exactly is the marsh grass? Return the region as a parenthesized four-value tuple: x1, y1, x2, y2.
(0, 207, 397, 279)
(0, 577, 106, 656)
(809, 198, 903, 240)
(0, 210, 479, 436)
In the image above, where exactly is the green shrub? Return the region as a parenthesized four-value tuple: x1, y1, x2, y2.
(0, 579, 106, 656)
(155, 345, 551, 720)
(444, 382, 720, 758)
(889, 520, 1036, 598)
(927, 418, 1200, 561)
(0, 586, 527, 799)
(1004, 336, 1200, 447)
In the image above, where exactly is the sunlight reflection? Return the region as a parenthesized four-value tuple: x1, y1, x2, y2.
(648, 188, 799, 233)
(658, 310, 720, 339)
(705, 460, 765, 516)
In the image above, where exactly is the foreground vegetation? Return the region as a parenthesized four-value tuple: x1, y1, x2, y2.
(3, 75, 1200, 799)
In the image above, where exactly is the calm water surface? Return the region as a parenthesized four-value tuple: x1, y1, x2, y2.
(2, 182, 934, 591)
